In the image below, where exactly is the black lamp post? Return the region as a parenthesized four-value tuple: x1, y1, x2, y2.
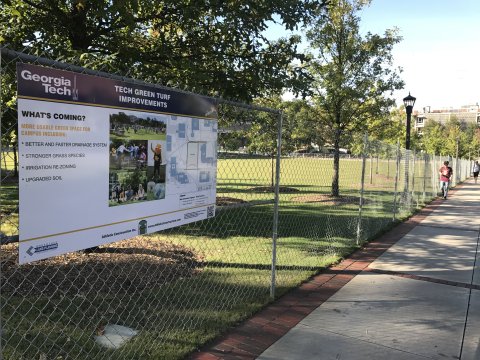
(403, 92, 416, 150)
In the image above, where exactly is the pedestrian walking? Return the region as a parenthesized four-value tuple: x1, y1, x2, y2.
(473, 160, 480, 183)
(439, 160, 453, 199)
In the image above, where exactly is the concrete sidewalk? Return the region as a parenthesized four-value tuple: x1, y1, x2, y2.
(190, 180, 480, 360)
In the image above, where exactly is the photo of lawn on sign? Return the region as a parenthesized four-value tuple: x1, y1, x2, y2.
(108, 111, 167, 206)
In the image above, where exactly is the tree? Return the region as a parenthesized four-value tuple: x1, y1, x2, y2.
(247, 96, 292, 188)
(443, 117, 463, 157)
(279, 99, 320, 153)
(419, 115, 480, 159)
(0, 74, 19, 176)
(463, 123, 480, 159)
(241, 96, 320, 187)
(373, 106, 405, 145)
(2, 0, 329, 175)
(0, 0, 325, 101)
(473, 128, 480, 158)
(249, 97, 324, 155)
(420, 120, 445, 155)
(305, 0, 404, 196)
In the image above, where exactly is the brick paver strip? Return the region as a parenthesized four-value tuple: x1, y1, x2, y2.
(188, 187, 461, 360)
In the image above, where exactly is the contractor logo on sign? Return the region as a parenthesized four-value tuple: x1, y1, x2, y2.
(26, 242, 59, 256)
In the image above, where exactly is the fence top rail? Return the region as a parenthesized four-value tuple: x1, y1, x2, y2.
(0, 46, 280, 115)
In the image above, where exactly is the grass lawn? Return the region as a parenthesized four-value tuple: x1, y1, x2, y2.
(0, 154, 438, 359)
(110, 128, 167, 141)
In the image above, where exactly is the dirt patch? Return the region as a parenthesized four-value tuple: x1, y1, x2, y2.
(362, 183, 392, 189)
(372, 174, 395, 181)
(0, 236, 201, 297)
(247, 186, 300, 193)
(216, 196, 247, 206)
(291, 194, 364, 206)
(360, 174, 396, 188)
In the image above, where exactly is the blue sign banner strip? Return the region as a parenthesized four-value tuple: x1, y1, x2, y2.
(17, 63, 217, 119)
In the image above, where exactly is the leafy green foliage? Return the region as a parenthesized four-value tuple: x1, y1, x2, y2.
(304, 0, 404, 195)
(1, 0, 325, 101)
(420, 117, 480, 158)
(241, 97, 322, 157)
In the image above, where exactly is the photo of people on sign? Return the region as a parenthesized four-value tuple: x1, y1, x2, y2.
(109, 111, 167, 206)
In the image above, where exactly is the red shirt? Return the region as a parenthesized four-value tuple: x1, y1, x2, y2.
(439, 165, 452, 182)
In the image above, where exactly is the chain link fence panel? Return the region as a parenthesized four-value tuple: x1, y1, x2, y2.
(0, 48, 473, 360)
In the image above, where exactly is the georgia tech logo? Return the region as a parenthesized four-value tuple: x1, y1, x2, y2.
(21, 69, 74, 96)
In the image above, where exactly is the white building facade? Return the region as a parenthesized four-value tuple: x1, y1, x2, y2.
(414, 104, 480, 135)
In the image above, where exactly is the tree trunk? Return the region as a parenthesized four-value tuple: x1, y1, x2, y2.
(331, 129, 341, 197)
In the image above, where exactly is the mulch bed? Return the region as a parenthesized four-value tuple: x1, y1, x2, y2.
(0, 236, 201, 297)
(247, 186, 300, 193)
(216, 196, 247, 206)
(290, 194, 365, 206)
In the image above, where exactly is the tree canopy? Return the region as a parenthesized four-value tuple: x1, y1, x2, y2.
(1, 0, 326, 101)
(419, 117, 479, 159)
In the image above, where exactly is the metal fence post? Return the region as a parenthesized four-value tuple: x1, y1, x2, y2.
(465, 159, 467, 181)
(270, 111, 283, 299)
(356, 133, 368, 245)
(411, 150, 416, 208)
(455, 139, 459, 185)
(467, 159, 470, 181)
(465, 159, 468, 181)
(369, 151, 373, 185)
(387, 150, 391, 179)
(392, 141, 400, 221)
(423, 154, 427, 204)
(403, 149, 411, 210)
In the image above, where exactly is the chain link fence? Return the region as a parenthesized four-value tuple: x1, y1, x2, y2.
(0, 47, 472, 359)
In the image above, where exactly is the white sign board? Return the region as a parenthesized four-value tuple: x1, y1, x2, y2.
(17, 64, 217, 264)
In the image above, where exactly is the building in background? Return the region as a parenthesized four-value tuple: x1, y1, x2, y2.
(414, 104, 480, 135)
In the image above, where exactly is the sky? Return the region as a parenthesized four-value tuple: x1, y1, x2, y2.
(265, 0, 480, 112)
(359, 0, 480, 111)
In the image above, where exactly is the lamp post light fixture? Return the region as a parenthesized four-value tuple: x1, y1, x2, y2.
(403, 92, 416, 150)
